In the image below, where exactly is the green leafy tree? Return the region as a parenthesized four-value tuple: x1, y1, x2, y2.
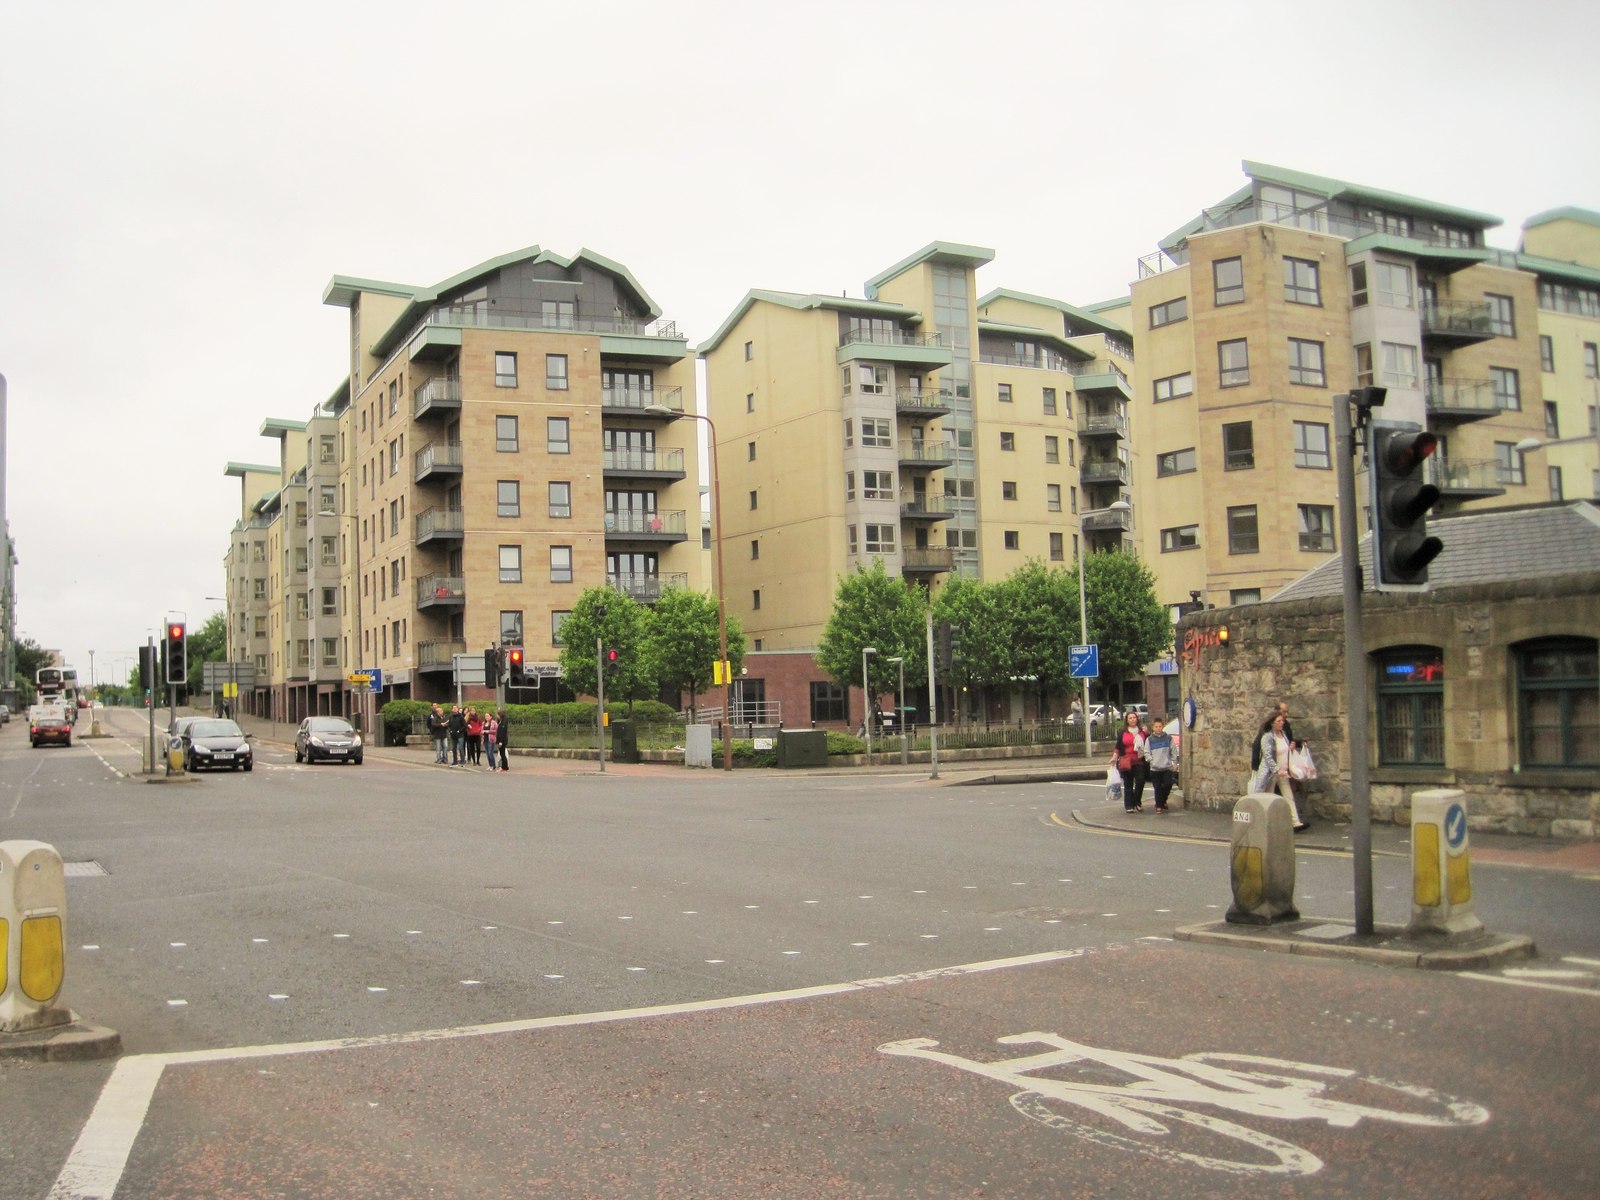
(995, 560, 1082, 710)
(1081, 551, 1172, 701)
(556, 588, 653, 712)
(186, 611, 228, 694)
(13, 636, 49, 701)
(816, 561, 928, 719)
(644, 587, 745, 719)
(931, 574, 1010, 720)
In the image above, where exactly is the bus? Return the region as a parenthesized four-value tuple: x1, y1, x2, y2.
(37, 666, 80, 723)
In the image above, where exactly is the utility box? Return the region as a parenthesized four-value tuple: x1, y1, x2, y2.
(1225, 793, 1300, 925)
(610, 719, 640, 764)
(1, 840, 70, 1033)
(777, 729, 829, 769)
(1409, 789, 1482, 939)
(685, 724, 713, 769)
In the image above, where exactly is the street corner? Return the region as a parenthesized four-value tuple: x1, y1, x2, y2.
(1173, 917, 1537, 971)
(0, 1018, 123, 1063)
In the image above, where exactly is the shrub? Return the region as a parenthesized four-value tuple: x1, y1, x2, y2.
(380, 699, 431, 746)
(826, 731, 866, 756)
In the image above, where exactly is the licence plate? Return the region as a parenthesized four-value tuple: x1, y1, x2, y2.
(214, 751, 233, 760)
(329, 747, 348, 755)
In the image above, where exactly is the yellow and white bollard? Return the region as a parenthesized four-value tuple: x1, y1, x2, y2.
(1226, 792, 1300, 925)
(1409, 789, 1482, 938)
(1, 840, 70, 1034)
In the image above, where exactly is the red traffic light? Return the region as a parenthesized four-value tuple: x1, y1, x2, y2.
(507, 647, 524, 667)
(1381, 430, 1438, 474)
(605, 648, 620, 665)
(169, 623, 185, 639)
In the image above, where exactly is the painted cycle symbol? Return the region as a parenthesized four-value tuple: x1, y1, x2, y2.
(878, 1032, 1488, 1176)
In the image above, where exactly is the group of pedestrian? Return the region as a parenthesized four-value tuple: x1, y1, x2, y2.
(1249, 701, 1311, 831)
(1110, 710, 1178, 815)
(427, 703, 510, 772)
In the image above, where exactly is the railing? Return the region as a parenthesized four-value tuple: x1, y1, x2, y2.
(977, 348, 1082, 372)
(602, 447, 685, 474)
(415, 639, 466, 670)
(901, 547, 955, 571)
(604, 509, 687, 536)
(1420, 301, 1494, 338)
(840, 327, 944, 349)
(900, 495, 952, 518)
(417, 575, 466, 605)
(414, 442, 463, 478)
(893, 387, 955, 414)
(412, 377, 462, 417)
(415, 507, 465, 540)
(1080, 458, 1130, 485)
(602, 384, 684, 414)
(607, 572, 689, 602)
(1427, 458, 1504, 492)
(899, 440, 954, 466)
(1079, 409, 1129, 438)
(1424, 378, 1497, 414)
(422, 307, 683, 341)
(1068, 359, 1130, 387)
(1081, 506, 1134, 532)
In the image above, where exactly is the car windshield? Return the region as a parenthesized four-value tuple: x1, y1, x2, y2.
(190, 721, 243, 738)
(307, 718, 354, 734)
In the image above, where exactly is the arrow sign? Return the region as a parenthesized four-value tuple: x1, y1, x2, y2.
(1068, 644, 1099, 680)
(1445, 802, 1468, 852)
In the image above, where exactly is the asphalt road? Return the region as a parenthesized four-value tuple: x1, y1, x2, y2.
(2, 706, 1597, 1199)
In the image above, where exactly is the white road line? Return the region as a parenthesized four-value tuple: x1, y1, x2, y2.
(1459, 972, 1600, 997)
(47, 948, 1085, 1200)
(1562, 956, 1600, 968)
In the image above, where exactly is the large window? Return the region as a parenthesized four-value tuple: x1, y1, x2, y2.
(548, 481, 571, 518)
(1288, 338, 1326, 387)
(1297, 504, 1335, 552)
(1218, 339, 1250, 387)
(1150, 296, 1188, 327)
(1517, 638, 1599, 768)
(1490, 366, 1521, 411)
(495, 352, 518, 387)
(497, 480, 520, 517)
(1227, 505, 1258, 554)
(495, 415, 519, 452)
(1161, 525, 1199, 552)
(1294, 421, 1331, 469)
(498, 545, 522, 583)
(861, 418, 891, 447)
(864, 524, 896, 554)
(1283, 257, 1321, 305)
(1381, 342, 1418, 389)
(546, 354, 569, 390)
(1375, 262, 1413, 308)
(810, 680, 848, 723)
(1350, 263, 1369, 307)
(1485, 293, 1515, 336)
(1157, 447, 1197, 477)
(1376, 647, 1445, 766)
(1495, 441, 1526, 486)
(1153, 372, 1193, 402)
(1222, 422, 1254, 470)
(546, 417, 570, 454)
(1213, 257, 1244, 305)
(549, 546, 573, 583)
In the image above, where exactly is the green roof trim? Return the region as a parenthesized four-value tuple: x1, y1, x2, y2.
(1159, 183, 1251, 252)
(977, 319, 1094, 361)
(1516, 252, 1600, 287)
(1242, 160, 1502, 228)
(864, 241, 995, 299)
(696, 288, 922, 356)
(976, 287, 1126, 337)
(1523, 206, 1600, 231)
(223, 462, 278, 478)
(321, 274, 420, 308)
(1082, 296, 1132, 316)
(258, 418, 308, 437)
(1344, 232, 1492, 269)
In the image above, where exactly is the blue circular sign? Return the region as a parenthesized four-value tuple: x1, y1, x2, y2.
(1444, 801, 1468, 851)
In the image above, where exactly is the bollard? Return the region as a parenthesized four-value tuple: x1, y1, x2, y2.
(1409, 789, 1482, 939)
(1225, 792, 1300, 925)
(1, 841, 71, 1033)
(167, 735, 185, 773)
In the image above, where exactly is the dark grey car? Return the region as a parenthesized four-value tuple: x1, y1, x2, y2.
(182, 718, 253, 772)
(294, 716, 364, 765)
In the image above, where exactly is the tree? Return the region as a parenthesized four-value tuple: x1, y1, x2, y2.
(816, 561, 927, 719)
(556, 588, 653, 711)
(644, 587, 745, 720)
(186, 611, 227, 694)
(13, 636, 49, 700)
(1081, 551, 1171, 702)
(931, 574, 1010, 721)
(995, 561, 1082, 711)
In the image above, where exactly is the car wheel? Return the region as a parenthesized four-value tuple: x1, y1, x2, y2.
(294, 747, 303, 763)
(243, 762, 253, 772)
(352, 754, 363, 765)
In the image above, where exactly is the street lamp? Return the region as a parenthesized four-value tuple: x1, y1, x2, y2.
(1514, 431, 1600, 499)
(887, 655, 906, 764)
(862, 646, 878, 764)
(1078, 499, 1131, 763)
(644, 404, 732, 771)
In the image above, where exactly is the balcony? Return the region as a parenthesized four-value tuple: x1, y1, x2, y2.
(836, 328, 953, 370)
(415, 639, 466, 673)
(415, 306, 689, 363)
(1420, 301, 1496, 347)
(602, 446, 686, 481)
(602, 384, 684, 419)
(1424, 377, 1499, 424)
(412, 377, 462, 421)
(1069, 359, 1133, 402)
(415, 506, 465, 547)
(607, 572, 688, 603)
(1427, 457, 1506, 500)
(414, 441, 463, 485)
(894, 386, 955, 418)
(604, 508, 689, 542)
(1081, 505, 1134, 532)
(898, 439, 954, 469)
(900, 495, 955, 521)
(1079, 407, 1129, 440)
(901, 546, 955, 575)
(1080, 457, 1131, 486)
(417, 575, 466, 610)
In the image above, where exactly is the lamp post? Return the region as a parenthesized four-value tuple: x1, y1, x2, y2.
(1514, 429, 1600, 498)
(318, 509, 366, 737)
(645, 404, 732, 771)
(887, 655, 906, 764)
(1078, 499, 1131, 762)
(861, 646, 877, 765)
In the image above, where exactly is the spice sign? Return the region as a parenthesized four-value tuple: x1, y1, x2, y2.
(1180, 626, 1228, 669)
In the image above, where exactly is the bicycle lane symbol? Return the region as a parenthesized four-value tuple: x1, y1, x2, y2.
(877, 1032, 1489, 1178)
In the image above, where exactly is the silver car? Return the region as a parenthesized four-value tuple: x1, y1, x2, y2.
(294, 716, 364, 765)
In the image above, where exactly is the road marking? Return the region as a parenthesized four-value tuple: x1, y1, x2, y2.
(1459, 972, 1600, 998)
(1563, 956, 1600, 967)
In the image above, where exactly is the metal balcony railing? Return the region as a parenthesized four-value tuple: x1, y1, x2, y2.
(607, 572, 688, 602)
(604, 509, 687, 536)
(602, 385, 684, 414)
(900, 496, 952, 519)
(423, 307, 683, 341)
(415, 639, 466, 670)
(840, 326, 944, 349)
(415, 507, 465, 541)
(1420, 301, 1494, 338)
(898, 440, 954, 466)
(1427, 458, 1505, 493)
(417, 575, 466, 606)
(1080, 458, 1130, 485)
(602, 447, 686, 474)
(414, 442, 463, 479)
(901, 547, 955, 571)
(1424, 377, 1498, 414)
(1079, 409, 1130, 438)
(1081, 506, 1134, 532)
(412, 377, 462, 418)
(893, 387, 955, 414)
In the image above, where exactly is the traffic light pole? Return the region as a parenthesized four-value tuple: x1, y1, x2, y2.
(1334, 392, 1375, 936)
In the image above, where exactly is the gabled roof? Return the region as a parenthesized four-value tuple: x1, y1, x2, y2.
(697, 288, 923, 356)
(864, 241, 995, 299)
(1272, 502, 1600, 603)
(1242, 161, 1502, 228)
(977, 287, 1127, 337)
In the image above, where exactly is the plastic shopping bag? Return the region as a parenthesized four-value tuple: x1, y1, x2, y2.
(1106, 764, 1124, 805)
(1288, 744, 1318, 781)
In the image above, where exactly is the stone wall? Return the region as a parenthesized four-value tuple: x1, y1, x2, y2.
(1176, 571, 1600, 839)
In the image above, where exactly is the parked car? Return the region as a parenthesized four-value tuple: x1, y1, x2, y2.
(181, 718, 253, 772)
(1124, 703, 1150, 723)
(0, 703, 9, 724)
(31, 712, 72, 748)
(1067, 703, 1121, 728)
(295, 716, 363, 765)
(167, 715, 203, 744)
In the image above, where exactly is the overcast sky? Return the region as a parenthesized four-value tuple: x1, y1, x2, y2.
(3, 0, 1597, 686)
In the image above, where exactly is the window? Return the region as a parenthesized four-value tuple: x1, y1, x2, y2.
(743, 341, 753, 361)
(1540, 335, 1554, 373)
(546, 354, 569, 390)
(862, 470, 893, 500)
(1042, 387, 1057, 415)
(320, 536, 336, 567)
(321, 637, 338, 667)
(1049, 532, 1064, 561)
(1350, 263, 1369, 307)
(549, 546, 573, 582)
(319, 435, 336, 464)
(1229, 589, 1261, 605)
(1485, 293, 1515, 336)
(1284, 257, 1321, 305)
(497, 480, 520, 518)
(1227, 505, 1259, 554)
(1376, 647, 1445, 766)
(861, 418, 891, 447)
(1546, 402, 1561, 440)
(1213, 257, 1244, 305)
(1298, 504, 1335, 552)
(844, 472, 855, 502)
(746, 392, 755, 413)
(542, 299, 575, 328)
(750, 539, 759, 560)
(1381, 342, 1418, 388)
(842, 418, 853, 448)
(1160, 525, 1199, 552)
(1586, 343, 1599, 379)
(498, 545, 522, 583)
(254, 578, 267, 600)
(1288, 338, 1326, 387)
(1044, 435, 1060, 464)
(1003, 530, 1020, 550)
(502, 610, 525, 646)
(1293, 421, 1331, 469)
(747, 441, 756, 461)
(1354, 343, 1374, 388)
(1490, 367, 1521, 411)
(864, 524, 895, 554)
(1218, 339, 1250, 387)
(1223, 422, 1254, 470)
(495, 352, 518, 387)
(1495, 441, 1526, 486)
(321, 587, 337, 616)
(810, 680, 848, 723)
(998, 383, 1012, 403)
(1153, 372, 1193, 402)
(489, 415, 516, 453)
(548, 481, 571, 519)
(1150, 296, 1188, 327)
(1517, 638, 1599, 767)
(997, 479, 1017, 501)
(857, 365, 888, 394)
(1000, 431, 1016, 451)
(752, 589, 761, 610)
(1046, 483, 1062, 512)
(749, 489, 759, 510)
(546, 417, 570, 454)
(846, 524, 858, 555)
(1539, 281, 1600, 316)
(1375, 262, 1413, 308)
(1549, 465, 1564, 501)
(1157, 448, 1197, 477)
(547, 610, 567, 646)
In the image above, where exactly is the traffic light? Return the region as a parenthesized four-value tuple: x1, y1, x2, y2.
(505, 646, 525, 686)
(1369, 422, 1445, 590)
(484, 647, 501, 689)
(165, 622, 187, 685)
(603, 647, 621, 676)
(935, 620, 952, 672)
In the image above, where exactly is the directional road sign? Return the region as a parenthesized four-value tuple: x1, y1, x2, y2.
(1068, 644, 1099, 679)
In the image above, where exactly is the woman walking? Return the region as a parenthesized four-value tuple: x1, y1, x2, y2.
(482, 711, 498, 773)
(1113, 710, 1148, 813)
(1250, 710, 1309, 831)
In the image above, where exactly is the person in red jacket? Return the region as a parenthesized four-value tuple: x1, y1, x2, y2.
(1113, 711, 1148, 813)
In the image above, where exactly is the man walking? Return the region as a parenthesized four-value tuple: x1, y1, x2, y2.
(426, 703, 449, 764)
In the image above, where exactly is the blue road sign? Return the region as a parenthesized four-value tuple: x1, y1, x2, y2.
(1068, 644, 1099, 679)
(1445, 801, 1468, 852)
(359, 668, 383, 695)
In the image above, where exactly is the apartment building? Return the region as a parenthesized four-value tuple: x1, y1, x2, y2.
(1128, 161, 1598, 610)
(223, 246, 702, 721)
